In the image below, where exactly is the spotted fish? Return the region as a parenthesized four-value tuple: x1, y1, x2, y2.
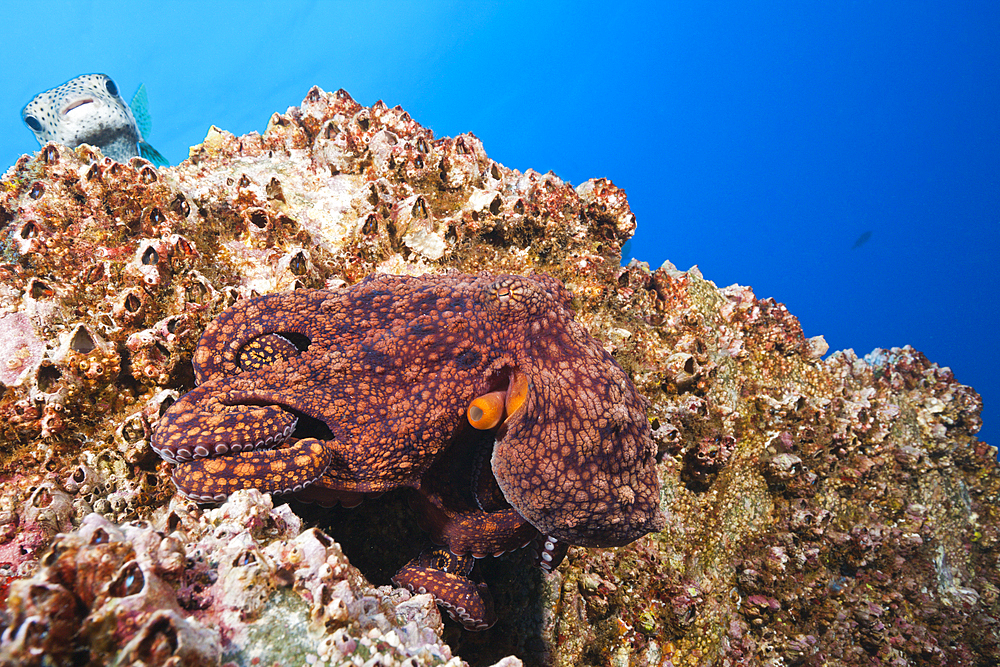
(22, 73, 168, 166)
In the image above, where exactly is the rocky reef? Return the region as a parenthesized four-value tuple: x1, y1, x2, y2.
(0, 86, 996, 666)
(1, 489, 465, 666)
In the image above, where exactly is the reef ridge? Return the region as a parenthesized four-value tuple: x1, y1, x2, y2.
(0, 86, 997, 666)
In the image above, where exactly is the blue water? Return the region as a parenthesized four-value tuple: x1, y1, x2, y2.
(3, 2, 998, 445)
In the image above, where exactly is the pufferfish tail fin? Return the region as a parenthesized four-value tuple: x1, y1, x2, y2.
(130, 83, 153, 137)
(140, 141, 169, 167)
(130, 84, 169, 166)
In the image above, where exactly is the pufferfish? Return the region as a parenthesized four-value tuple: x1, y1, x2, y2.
(22, 73, 168, 166)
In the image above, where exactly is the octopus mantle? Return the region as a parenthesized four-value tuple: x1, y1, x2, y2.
(152, 272, 664, 628)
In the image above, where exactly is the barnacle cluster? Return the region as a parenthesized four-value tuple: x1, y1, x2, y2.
(0, 86, 997, 666)
(0, 490, 465, 666)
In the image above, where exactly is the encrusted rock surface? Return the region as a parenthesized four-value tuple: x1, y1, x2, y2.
(0, 86, 996, 666)
(1, 489, 462, 666)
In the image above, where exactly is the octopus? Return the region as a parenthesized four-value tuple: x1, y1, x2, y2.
(152, 272, 665, 629)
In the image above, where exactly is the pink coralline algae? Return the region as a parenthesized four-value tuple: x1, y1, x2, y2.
(0, 86, 997, 666)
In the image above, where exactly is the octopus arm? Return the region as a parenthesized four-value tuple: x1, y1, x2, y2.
(409, 490, 539, 557)
(150, 384, 298, 463)
(392, 550, 497, 631)
(171, 438, 333, 502)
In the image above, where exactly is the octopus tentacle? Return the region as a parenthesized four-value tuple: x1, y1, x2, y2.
(171, 438, 333, 502)
(392, 548, 496, 630)
(151, 385, 298, 463)
(471, 437, 510, 512)
(290, 482, 370, 508)
(408, 546, 475, 576)
(535, 534, 570, 572)
(409, 489, 538, 557)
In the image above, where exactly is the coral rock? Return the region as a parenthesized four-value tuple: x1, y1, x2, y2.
(0, 491, 465, 666)
(1, 86, 997, 666)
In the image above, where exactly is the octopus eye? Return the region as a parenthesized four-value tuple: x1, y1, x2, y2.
(237, 333, 309, 371)
(467, 391, 505, 430)
(24, 115, 43, 132)
(488, 278, 539, 312)
(104, 78, 119, 97)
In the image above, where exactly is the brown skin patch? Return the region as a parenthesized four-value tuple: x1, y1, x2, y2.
(152, 272, 665, 628)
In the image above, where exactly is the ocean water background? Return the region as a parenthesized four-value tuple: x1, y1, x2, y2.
(2, 1, 998, 445)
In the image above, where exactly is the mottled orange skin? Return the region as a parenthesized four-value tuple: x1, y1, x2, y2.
(392, 548, 496, 630)
(152, 272, 664, 628)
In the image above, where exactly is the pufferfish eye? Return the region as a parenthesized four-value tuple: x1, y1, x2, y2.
(104, 78, 119, 97)
(24, 116, 43, 132)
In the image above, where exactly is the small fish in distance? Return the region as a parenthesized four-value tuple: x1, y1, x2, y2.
(22, 73, 168, 166)
(851, 230, 872, 249)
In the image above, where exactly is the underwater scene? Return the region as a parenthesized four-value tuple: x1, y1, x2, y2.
(0, 2, 998, 665)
